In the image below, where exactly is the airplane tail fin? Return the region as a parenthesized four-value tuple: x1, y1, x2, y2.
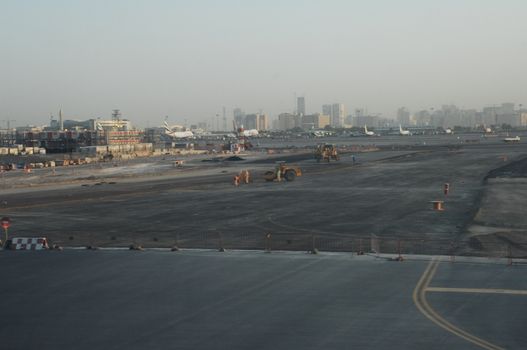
(164, 121, 171, 132)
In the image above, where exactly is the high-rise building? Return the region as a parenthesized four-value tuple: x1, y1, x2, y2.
(318, 114, 331, 129)
(501, 103, 515, 114)
(397, 107, 411, 126)
(278, 113, 300, 130)
(244, 114, 258, 130)
(59, 109, 64, 131)
(271, 118, 279, 130)
(322, 104, 332, 117)
(301, 114, 330, 129)
(413, 110, 431, 126)
(353, 115, 379, 128)
(520, 112, 527, 126)
(344, 114, 354, 126)
(301, 115, 316, 130)
(297, 97, 306, 116)
(481, 103, 521, 127)
(331, 103, 345, 127)
(482, 107, 498, 126)
(241, 113, 269, 130)
(257, 114, 269, 130)
(322, 104, 345, 127)
(233, 108, 245, 128)
(222, 106, 227, 131)
(497, 103, 518, 126)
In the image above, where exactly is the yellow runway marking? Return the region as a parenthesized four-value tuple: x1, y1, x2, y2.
(413, 259, 505, 350)
(427, 287, 527, 296)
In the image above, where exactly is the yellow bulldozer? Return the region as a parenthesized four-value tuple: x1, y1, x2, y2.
(315, 144, 339, 162)
(264, 162, 302, 182)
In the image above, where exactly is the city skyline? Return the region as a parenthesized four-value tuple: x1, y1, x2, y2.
(2, 1, 527, 127)
(2, 99, 526, 130)
(10, 99, 526, 131)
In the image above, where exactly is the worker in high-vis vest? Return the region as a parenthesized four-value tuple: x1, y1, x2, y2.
(244, 170, 250, 184)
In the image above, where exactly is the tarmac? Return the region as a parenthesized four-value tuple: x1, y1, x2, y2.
(0, 249, 525, 349)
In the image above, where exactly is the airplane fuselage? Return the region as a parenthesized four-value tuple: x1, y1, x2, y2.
(399, 125, 411, 136)
(503, 136, 520, 143)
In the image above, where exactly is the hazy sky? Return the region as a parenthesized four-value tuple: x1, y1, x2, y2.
(1, 0, 526, 127)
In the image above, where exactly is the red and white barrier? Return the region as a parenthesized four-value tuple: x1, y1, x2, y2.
(10, 237, 49, 250)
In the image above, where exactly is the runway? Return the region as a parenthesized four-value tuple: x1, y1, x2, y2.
(0, 250, 525, 349)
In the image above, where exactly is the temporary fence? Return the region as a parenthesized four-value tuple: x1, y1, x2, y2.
(41, 231, 527, 263)
(175, 232, 527, 257)
(123, 231, 527, 261)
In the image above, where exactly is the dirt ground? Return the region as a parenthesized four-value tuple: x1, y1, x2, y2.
(467, 156, 527, 257)
(1, 135, 526, 257)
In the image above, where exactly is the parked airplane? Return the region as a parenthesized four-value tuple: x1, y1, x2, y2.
(233, 121, 258, 137)
(503, 136, 520, 143)
(312, 130, 334, 137)
(364, 125, 376, 136)
(241, 128, 259, 137)
(164, 121, 194, 139)
(399, 125, 411, 136)
(445, 128, 453, 134)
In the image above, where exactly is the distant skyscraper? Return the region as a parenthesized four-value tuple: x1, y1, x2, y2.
(222, 106, 227, 131)
(241, 113, 269, 130)
(331, 103, 345, 127)
(353, 115, 378, 128)
(244, 114, 258, 130)
(233, 108, 245, 128)
(278, 113, 300, 130)
(322, 104, 344, 127)
(322, 104, 332, 117)
(397, 107, 411, 126)
(297, 97, 305, 116)
(301, 113, 330, 129)
(59, 108, 64, 131)
(257, 114, 269, 130)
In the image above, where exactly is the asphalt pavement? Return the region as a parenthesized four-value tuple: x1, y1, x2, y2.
(0, 250, 525, 349)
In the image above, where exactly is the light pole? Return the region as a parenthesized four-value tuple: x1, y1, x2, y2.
(519, 104, 523, 128)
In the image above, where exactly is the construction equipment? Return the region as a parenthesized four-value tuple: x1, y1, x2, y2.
(101, 152, 114, 162)
(264, 162, 302, 182)
(314, 144, 339, 162)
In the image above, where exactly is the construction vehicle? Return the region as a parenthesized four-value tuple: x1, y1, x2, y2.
(264, 162, 302, 182)
(314, 144, 339, 162)
(101, 152, 114, 162)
